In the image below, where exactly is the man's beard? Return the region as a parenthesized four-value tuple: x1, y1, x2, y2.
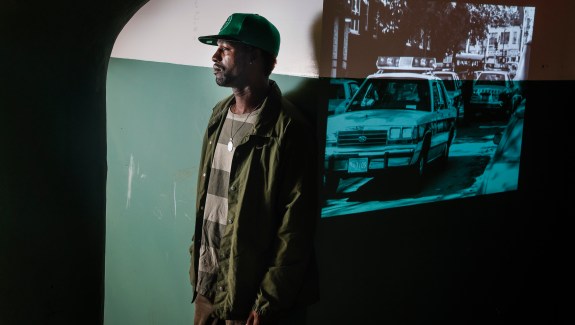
(215, 72, 238, 87)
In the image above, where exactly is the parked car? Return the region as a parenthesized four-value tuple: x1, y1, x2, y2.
(328, 78, 360, 115)
(468, 70, 522, 120)
(473, 70, 483, 79)
(432, 70, 463, 119)
(459, 70, 483, 81)
(324, 72, 458, 194)
(477, 98, 525, 195)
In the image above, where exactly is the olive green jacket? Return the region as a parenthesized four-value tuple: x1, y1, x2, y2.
(189, 80, 319, 320)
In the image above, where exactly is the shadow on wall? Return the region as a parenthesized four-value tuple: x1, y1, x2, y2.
(283, 10, 325, 127)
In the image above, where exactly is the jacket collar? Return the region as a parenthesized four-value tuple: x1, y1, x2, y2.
(207, 80, 282, 138)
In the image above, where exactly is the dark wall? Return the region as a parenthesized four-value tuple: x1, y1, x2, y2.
(1, 1, 148, 324)
(1, 1, 570, 324)
(309, 81, 570, 323)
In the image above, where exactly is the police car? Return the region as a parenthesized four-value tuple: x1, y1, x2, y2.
(324, 57, 457, 194)
(375, 55, 438, 73)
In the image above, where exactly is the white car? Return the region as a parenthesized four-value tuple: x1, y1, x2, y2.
(328, 78, 360, 115)
(324, 72, 458, 194)
(468, 70, 522, 120)
(432, 71, 463, 118)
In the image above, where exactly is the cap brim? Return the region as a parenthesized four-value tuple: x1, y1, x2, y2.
(198, 35, 240, 45)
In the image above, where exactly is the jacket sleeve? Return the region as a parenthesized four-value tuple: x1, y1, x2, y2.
(252, 114, 319, 318)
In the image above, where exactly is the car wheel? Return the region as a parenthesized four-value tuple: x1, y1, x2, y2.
(438, 143, 450, 167)
(415, 151, 427, 178)
(438, 131, 454, 167)
(410, 146, 428, 191)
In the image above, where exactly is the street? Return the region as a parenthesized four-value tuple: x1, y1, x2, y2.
(321, 119, 508, 217)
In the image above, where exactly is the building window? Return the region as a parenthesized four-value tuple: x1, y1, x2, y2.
(489, 32, 497, 46)
(351, 0, 360, 15)
(500, 31, 510, 46)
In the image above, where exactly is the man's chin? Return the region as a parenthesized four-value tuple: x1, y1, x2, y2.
(216, 77, 231, 87)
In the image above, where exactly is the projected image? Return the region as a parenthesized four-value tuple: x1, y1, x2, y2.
(320, 1, 535, 217)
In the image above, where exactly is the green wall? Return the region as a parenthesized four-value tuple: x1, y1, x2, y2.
(105, 58, 321, 324)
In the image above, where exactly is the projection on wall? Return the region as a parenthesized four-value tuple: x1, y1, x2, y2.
(320, 1, 535, 218)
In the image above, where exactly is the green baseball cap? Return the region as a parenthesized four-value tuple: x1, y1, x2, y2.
(198, 13, 280, 58)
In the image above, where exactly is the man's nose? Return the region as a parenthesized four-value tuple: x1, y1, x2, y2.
(212, 49, 221, 62)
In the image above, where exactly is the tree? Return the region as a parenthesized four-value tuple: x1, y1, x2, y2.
(365, 1, 519, 59)
(327, 0, 523, 77)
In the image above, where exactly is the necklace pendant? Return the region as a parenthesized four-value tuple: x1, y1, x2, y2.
(227, 139, 233, 152)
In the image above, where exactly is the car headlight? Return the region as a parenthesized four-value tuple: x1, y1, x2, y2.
(402, 127, 415, 139)
(389, 127, 415, 140)
(389, 127, 401, 140)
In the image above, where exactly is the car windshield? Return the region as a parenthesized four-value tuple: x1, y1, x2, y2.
(347, 79, 430, 112)
(475, 73, 507, 86)
(436, 75, 456, 90)
(329, 83, 346, 100)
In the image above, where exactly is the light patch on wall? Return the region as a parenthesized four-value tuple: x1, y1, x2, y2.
(126, 153, 135, 209)
(111, 0, 323, 77)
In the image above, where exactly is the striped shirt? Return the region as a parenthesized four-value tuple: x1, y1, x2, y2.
(197, 106, 261, 299)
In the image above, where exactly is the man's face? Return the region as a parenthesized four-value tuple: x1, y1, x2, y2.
(211, 40, 252, 87)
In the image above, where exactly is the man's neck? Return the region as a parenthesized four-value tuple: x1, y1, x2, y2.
(231, 80, 270, 114)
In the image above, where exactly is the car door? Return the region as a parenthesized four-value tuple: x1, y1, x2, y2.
(429, 80, 452, 159)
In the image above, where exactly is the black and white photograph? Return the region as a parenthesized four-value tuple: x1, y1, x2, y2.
(321, 0, 535, 217)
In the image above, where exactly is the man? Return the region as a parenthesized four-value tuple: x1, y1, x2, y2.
(189, 13, 319, 325)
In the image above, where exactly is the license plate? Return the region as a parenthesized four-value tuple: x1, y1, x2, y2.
(348, 158, 368, 173)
